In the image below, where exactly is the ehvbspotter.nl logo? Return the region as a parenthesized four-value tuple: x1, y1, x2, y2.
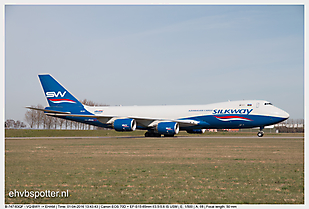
(8, 190, 69, 199)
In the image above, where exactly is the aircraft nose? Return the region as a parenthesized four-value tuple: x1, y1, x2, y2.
(273, 107, 289, 120)
(278, 109, 289, 119)
(283, 111, 290, 119)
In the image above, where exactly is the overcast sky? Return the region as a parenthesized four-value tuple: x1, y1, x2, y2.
(5, 5, 304, 122)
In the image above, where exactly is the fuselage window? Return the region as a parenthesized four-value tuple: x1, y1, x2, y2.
(264, 102, 273, 105)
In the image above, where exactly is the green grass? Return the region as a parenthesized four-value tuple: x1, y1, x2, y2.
(5, 129, 304, 138)
(5, 136, 304, 204)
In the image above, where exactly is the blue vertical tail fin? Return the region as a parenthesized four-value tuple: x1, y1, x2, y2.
(38, 74, 83, 109)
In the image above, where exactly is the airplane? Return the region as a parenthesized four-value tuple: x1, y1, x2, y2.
(26, 74, 290, 137)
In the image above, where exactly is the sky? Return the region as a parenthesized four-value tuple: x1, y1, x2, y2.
(4, 5, 304, 123)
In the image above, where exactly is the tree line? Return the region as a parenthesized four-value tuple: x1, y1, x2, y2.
(5, 119, 27, 129)
(6, 99, 108, 130)
(274, 118, 304, 133)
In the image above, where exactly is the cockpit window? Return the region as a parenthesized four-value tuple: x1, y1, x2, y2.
(264, 102, 273, 105)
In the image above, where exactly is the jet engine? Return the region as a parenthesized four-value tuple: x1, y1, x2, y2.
(156, 122, 179, 135)
(113, 118, 136, 131)
(186, 129, 206, 134)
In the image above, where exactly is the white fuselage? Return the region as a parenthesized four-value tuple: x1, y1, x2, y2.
(84, 100, 289, 120)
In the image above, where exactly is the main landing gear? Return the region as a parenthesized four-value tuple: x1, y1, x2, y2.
(144, 131, 175, 137)
(257, 127, 264, 137)
(145, 131, 161, 137)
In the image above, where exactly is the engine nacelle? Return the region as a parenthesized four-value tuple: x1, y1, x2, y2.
(113, 118, 136, 132)
(186, 129, 206, 134)
(156, 122, 179, 135)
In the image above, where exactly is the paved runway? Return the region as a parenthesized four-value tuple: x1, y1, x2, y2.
(5, 135, 304, 140)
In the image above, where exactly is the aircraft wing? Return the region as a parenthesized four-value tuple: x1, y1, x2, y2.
(41, 112, 203, 128)
(26, 107, 205, 128)
(125, 117, 201, 128)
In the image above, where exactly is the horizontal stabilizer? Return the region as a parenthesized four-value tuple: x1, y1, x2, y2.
(25, 106, 71, 114)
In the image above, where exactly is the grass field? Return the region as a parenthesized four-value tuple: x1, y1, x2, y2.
(5, 134, 304, 204)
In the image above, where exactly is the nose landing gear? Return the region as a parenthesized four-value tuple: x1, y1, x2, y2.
(257, 127, 264, 137)
(257, 131, 264, 137)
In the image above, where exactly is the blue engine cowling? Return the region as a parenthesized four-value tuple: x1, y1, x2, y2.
(113, 118, 136, 131)
(156, 122, 179, 135)
(186, 129, 206, 134)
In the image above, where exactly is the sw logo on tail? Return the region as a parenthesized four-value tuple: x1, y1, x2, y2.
(46, 91, 67, 98)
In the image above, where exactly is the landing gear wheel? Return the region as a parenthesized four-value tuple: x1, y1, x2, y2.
(164, 134, 175, 137)
(145, 132, 161, 137)
(257, 131, 264, 137)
